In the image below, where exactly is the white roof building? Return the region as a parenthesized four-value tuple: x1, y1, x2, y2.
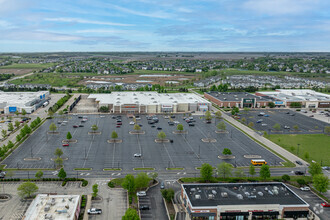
(23, 194, 81, 220)
(0, 91, 49, 114)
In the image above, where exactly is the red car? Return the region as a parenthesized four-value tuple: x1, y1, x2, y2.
(73, 125, 78, 128)
(116, 125, 121, 128)
(116, 122, 122, 125)
(62, 143, 69, 147)
(321, 203, 330, 207)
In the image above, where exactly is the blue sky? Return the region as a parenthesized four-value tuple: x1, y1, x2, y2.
(0, 0, 329, 52)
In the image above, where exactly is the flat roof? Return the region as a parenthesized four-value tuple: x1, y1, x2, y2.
(258, 89, 330, 102)
(23, 194, 80, 220)
(206, 92, 272, 102)
(182, 182, 308, 207)
(0, 91, 48, 106)
(88, 92, 210, 106)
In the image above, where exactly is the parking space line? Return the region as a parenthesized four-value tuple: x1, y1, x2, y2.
(162, 143, 175, 167)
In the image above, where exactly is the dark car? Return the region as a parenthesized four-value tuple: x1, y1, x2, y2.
(79, 124, 84, 127)
(168, 122, 174, 125)
(148, 120, 155, 124)
(157, 127, 162, 130)
(139, 205, 150, 210)
(206, 121, 211, 124)
(170, 115, 175, 118)
(295, 161, 303, 165)
(78, 116, 83, 118)
(151, 125, 156, 128)
(112, 116, 116, 119)
(295, 171, 304, 175)
(170, 139, 174, 143)
(188, 123, 195, 126)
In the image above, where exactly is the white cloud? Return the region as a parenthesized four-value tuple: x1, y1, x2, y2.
(45, 17, 133, 26)
(0, 20, 12, 28)
(243, 0, 318, 15)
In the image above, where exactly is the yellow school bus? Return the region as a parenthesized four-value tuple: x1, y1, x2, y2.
(251, 159, 267, 166)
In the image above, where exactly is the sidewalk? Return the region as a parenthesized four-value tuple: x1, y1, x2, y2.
(83, 195, 92, 220)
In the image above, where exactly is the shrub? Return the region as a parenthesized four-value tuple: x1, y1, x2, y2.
(108, 182, 115, 188)
(297, 179, 306, 186)
(81, 180, 88, 187)
(129, 195, 133, 204)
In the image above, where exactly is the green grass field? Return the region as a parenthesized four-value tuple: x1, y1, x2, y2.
(0, 63, 56, 69)
(268, 134, 330, 165)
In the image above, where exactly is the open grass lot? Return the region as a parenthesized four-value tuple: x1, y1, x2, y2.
(268, 134, 330, 166)
(10, 72, 82, 87)
(0, 63, 56, 69)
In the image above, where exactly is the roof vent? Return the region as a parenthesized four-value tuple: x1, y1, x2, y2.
(221, 192, 228, 198)
(248, 195, 257, 199)
(237, 194, 243, 200)
(195, 194, 201, 199)
(212, 190, 217, 195)
(208, 194, 214, 199)
(257, 192, 263, 196)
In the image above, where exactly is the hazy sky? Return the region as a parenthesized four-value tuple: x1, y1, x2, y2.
(0, 0, 329, 52)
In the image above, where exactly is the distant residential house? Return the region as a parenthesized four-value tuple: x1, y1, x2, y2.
(195, 69, 202, 72)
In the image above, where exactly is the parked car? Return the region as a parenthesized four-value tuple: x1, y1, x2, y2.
(136, 191, 146, 196)
(300, 186, 310, 191)
(322, 166, 329, 170)
(168, 122, 174, 125)
(116, 125, 121, 128)
(130, 121, 135, 125)
(139, 205, 150, 210)
(284, 126, 290, 129)
(295, 171, 304, 175)
(256, 119, 263, 123)
(73, 125, 78, 128)
(295, 161, 303, 165)
(188, 123, 195, 126)
(134, 153, 142, 157)
(309, 115, 314, 117)
(157, 127, 162, 130)
(87, 208, 102, 215)
(321, 203, 330, 207)
(261, 123, 267, 126)
(62, 143, 69, 147)
(79, 124, 84, 127)
(117, 122, 122, 125)
(264, 114, 269, 117)
(160, 182, 165, 189)
(0, 171, 6, 178)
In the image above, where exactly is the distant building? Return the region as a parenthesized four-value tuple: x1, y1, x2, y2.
(88, 92, 210, 114)
(0, 91, 49, 114)
(205, 92, 271, 108)
(23, 194, 81, 220)
(181, 182, 310, 220)
(256, 89, 330, 108)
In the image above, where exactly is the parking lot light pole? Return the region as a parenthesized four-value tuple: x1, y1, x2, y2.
(297, 143, 300, 156)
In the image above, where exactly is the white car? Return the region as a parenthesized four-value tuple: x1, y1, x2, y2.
(137, 191, 146, 196)
(284, 126, 290, 129)
(300, 186, 310, 191)
(130, 121, 135, 125)
(87, 208, 102, 215)
(100, 115, 105, 118)
(134, 153, 142, 157)
(173, 121, 180, 124)
(261, 123, 267, 126)
(164, 116, 169, 119)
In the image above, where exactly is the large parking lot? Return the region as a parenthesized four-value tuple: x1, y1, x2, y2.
(2, 113, 284, 171)
(237, 109, 329, 134)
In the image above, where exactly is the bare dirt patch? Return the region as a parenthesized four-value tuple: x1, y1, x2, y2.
(0, 69, 34, 75)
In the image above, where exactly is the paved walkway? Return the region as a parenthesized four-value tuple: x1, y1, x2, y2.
(83, 195, 92, 220)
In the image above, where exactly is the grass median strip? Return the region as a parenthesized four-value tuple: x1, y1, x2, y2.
(166, 167, 184, 170)
(133, 167, 155, 171)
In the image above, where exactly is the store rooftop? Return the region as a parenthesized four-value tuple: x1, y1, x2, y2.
(183, 182, 308, 207)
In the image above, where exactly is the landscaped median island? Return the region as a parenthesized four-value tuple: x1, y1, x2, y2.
(267, 134, 330, 165)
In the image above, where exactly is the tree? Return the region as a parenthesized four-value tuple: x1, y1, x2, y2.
(122, 208, 140, 220)
(217, 162, 233, 178)
(282, 174, 290, 182)
(122, 174, 136, 193)
(268, 102, 275, 108)
(135, 172, 150, 189)
(21, 109, 27, 116)
(200, 163, 213, 182)
(249, 164, 256, 177)
(17, 182, 38, 198)
(149, 172, 158, 180)
(309, 162, 322, 177)
(54, 148, 63, 158)
(293, 125, 299, 131)
(66, 132, 72, 140)
(92, 184, 99, 198)
(205, 110, 212, 121)
(161, 188, 175, 202)
(313, 174, 329, 193)
(297, 178, 306, 186)
(134, 124, 141, 131)
(49, 123, 57, 133)
(8, 122, 14, 131)
(248, 122, 254, 128)
(177, 124, 184, 131)
(58, 110, 64, 119)
(273, 123, 281, 131)
(1, 129, 7, 139)
(58, 168, 66, 179)
(325, 126, 330, 135)
(14, 120, 20, 128)
(217, 121, 226, 131)
(222, 148, 232, 155)
(23, 124, 31, 134)
(55, 157, 63, 167)
(111, 131, 118, 140)
(47, 109, 54, 118)
(241, 117, 246, 124)
(100, 106, 109, 112)
(157, 131, 166, 140)
(91, 124, 98, 132)
(15, 110, 19, 116)
(35, 170, 43, 179)
(214, 111, 222, 124)
(259, 164, 271, 180)
(234, 168, 245, 178)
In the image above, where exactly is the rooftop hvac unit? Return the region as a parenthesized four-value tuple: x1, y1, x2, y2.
(208, 194, 215, 199)
(44, 214, 52, 219)
(248, 195, 256, 199)
(257, 192, 263, 196)
(221, 192, 228, 198)
(244, 192, 250, 196)
(212, 190, 217, 195)
(191, 188, 196, 192)
(44, 205, 50, 212)
(224, 98, 226, 100)
(273, 189, 279, 195)
(237, 194, 243, 200)
(195, 194, 201, 199)
(268, 190, 274, 195)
